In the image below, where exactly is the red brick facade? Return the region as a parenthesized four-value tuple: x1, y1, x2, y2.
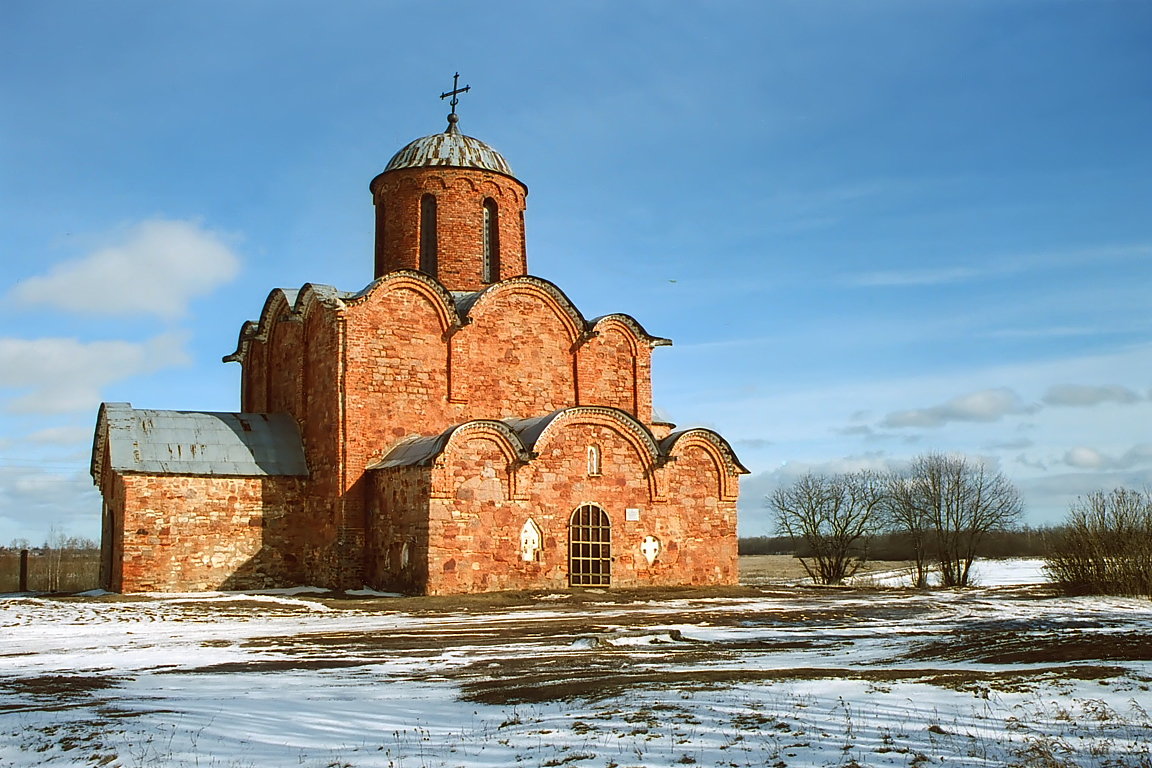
(94, 120, 745, 594)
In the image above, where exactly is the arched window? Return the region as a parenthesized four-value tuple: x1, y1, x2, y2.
(482, 198, 500, 283)
(587, 445, 601, 476)
(569, 504, 611, 586)
(374, 201, 387, 278)
(419, 194, 438, 277)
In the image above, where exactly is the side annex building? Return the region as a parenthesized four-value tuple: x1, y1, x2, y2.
(91, 108, 746, 594)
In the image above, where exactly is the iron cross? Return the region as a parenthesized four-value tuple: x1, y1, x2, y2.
(440, 72, 471, 114)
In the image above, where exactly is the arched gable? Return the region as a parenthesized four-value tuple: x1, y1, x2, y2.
(577, 322, 639, 415)
(588, 313, 672, 350)
(513, 406, 663, 501)
(295, 282, 349, 319)
(343, 270, 459, 333)
(223, 288, 300, 365)
(660, 429, 748, 501)
(461, 276, 586, 345)
(264, 308, 303, 416)
(452, 277, 586, 414)
(434, 421, 526, 501)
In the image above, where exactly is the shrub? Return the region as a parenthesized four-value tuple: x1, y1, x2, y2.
(1044, 488, 1152, 598)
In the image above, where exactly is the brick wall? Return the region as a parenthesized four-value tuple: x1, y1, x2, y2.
(362, 410, 740, 595)
(371, 167, 528, 291)
(111, 474, 304, 592)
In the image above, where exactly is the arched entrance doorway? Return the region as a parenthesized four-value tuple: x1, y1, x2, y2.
(569, 504, 611, 586)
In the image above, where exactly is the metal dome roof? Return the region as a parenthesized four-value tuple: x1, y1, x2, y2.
(383, 116, 514, 176)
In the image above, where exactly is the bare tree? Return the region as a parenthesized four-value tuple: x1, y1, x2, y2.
(769, 471, 889, 585)
(885, 475, 933, 588)
(899, 453, 1022, 587)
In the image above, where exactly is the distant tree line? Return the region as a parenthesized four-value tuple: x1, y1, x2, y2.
(739, 526, 1053, 559)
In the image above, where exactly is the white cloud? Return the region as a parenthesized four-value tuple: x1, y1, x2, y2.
(881, 387, 1032, 429)
(1042, 384, 1143, 407)
(8, 218, 240, 318)
(0, 465, 100, 545)
(26, 426, 94, 445)
(1063, 444, 1152, 471)
(852, 266, 983, 287)
(0, 333, 190, 413)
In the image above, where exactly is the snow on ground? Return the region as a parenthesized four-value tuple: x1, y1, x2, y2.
(1, 559, 1151, 767)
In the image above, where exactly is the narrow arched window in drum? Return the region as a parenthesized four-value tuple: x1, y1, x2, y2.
(482, 198, 500, 282)
(419, 194, 438, 276)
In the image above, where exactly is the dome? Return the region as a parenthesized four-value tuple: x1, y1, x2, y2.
(383, 117, 514, 176)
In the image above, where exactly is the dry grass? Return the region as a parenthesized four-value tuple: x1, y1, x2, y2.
(0, 550, 100, 593)
(739, 554, 914, 585)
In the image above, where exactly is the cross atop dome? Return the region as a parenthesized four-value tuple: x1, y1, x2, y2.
(440, 72, 470, 134)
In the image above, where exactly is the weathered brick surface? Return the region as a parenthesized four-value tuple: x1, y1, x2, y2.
(576, 322, 641, 418)
(107, 473, 304, 592)
(370, 168, 527, 291)
(450, 285, 578, 418)
(364, 411, 740, 595)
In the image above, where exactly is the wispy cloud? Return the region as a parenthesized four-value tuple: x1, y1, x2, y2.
(26, 426, 94, 446)
(852, 266, 984, 287)
(848, 242, 1151, 290)
(1042, 384, 1143, 407)
(0, 333, 190, 413)
(1063, 444, 1152, 471)
(7, 218, 240, 318)
(881, 388, 1034, 429)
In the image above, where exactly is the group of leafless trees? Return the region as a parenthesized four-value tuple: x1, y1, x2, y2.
(768, 453, 1022, 587)
(1044, 487, 1152, 598)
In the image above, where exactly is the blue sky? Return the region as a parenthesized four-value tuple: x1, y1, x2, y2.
(2, 0, 1150, 544)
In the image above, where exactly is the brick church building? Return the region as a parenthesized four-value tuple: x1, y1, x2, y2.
(91, 97, 746, 594)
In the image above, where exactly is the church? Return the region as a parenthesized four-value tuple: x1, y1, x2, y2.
(91, 85, 746, 594)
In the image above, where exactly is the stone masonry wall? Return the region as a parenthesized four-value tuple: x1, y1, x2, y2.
(450, 286, 578, 419)
(576, 324, 639, 417)
(367, 467, 430, 593)
(398, 413, 739, 595)
(114, 473, 305, 592)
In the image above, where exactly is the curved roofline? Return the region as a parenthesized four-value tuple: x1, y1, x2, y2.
(589, 313, 673, 349)
(371, 127, 520, 184)
(343, 270, 462, 330)
(462, 275, 588, 343)
(371, 419, 533, 470)
(374, 407, 667, 471)
(225, 274, 671, 365)
(660, 428, 750, 475)
(224, 284, 349, 365)
(505, 406, 663, 465)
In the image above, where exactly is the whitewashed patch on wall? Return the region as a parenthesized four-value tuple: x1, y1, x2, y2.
(641, 535, 661, 565)
(520, 518, 542, 562)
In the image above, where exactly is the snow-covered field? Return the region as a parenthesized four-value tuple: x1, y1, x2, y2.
(2, 560, 1151, 768)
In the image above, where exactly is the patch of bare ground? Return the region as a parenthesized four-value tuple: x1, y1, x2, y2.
(910, 622, 1152, 664)
(0, 673, 125, 713)
(461, 664, 1142, 704)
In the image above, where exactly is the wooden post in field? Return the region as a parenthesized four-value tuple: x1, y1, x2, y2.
(18, 549, 29, 592)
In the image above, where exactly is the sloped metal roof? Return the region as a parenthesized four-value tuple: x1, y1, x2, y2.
(94, 403, 308, 478)
(369, 432, 454, 470)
